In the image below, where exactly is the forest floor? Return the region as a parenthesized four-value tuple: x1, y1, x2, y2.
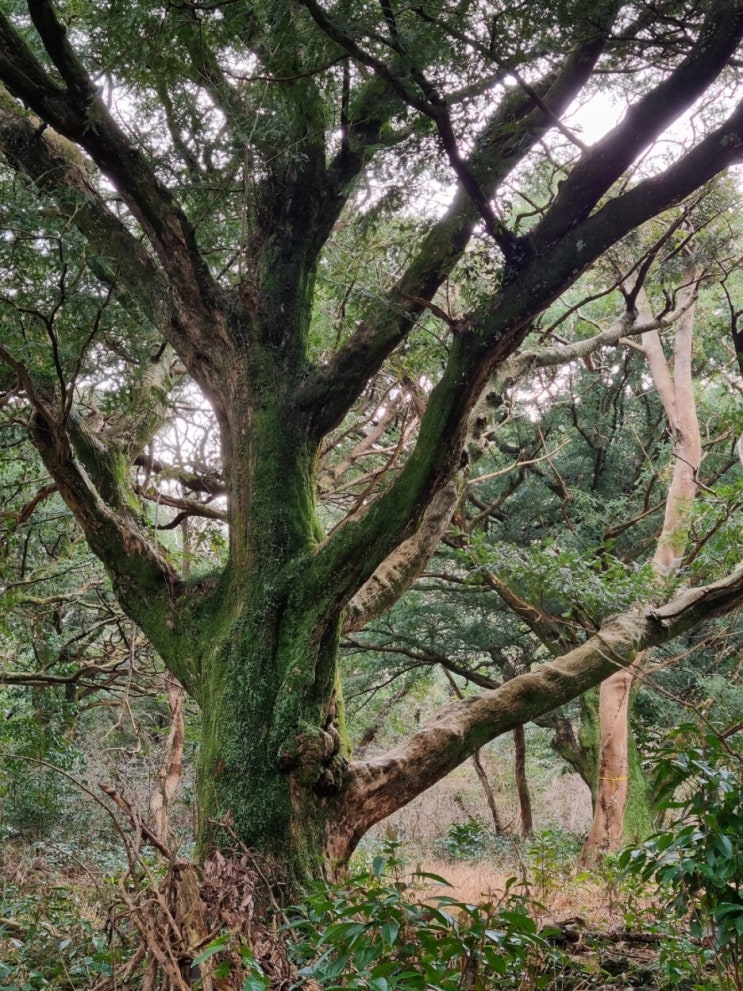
(415, 859, 670, 990)
(0, 736, 707, 989)
(0, 839, 706, 990)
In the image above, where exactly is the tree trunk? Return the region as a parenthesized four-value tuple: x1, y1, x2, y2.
(513, 725, 533, 836)
(582, 276, 702, 861)
(149, 671, 186, 843)
(472, 748, 503, 834)
(193, 598, 344, 882)
(580, 669, 632, 863)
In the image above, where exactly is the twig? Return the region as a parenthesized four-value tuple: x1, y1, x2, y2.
(98, 782, 174, 859)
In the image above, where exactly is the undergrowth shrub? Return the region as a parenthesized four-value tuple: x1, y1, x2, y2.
(288, 841, 575, 991)
(0, 878, 116, 990)
(525, 828, 582, 899)
(434, 816, 497, 862)
(620, 723, 743, 991)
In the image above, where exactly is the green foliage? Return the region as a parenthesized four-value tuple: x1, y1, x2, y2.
(0, 698, 81, 841)
(620, 724, 743, 990)
(0, 881, 117, 990)
(191, 934, 270, 991)
(493, 539, 657, 628)
(434, 817, 497, 863)
(525, 829, 582, 900)
(288, 843, 571, 991)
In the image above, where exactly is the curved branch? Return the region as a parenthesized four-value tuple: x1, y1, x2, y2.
(0, 350, 191, 680)
(327, 561, 743, 859)
(493, 268, 702, 387)
(0, 8, 228, 374)
(0, 91, 169, 329)
(0, 90, 229, 402)
(343, 481, 460, 633)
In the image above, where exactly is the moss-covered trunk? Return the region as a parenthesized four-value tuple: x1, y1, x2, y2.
(195, 598, 343, 880)
(186, 232, 348, 879)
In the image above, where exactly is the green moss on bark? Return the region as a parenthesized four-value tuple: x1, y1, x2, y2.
(578, 689, 600, 807)
(188, 567, 343, 881)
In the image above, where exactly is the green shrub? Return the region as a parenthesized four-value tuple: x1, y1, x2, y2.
(525, 828, 581, 898)
(434, 817, 497, 862)
(288, 843, 573, 990)
(620, 723, 743, 990)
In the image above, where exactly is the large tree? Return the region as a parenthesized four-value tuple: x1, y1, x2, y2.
(2, 0, 743, 908)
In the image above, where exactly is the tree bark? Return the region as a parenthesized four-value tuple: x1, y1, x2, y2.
(149, 672, 186, 844)
(513, 725, 534, 836)
(581, 669, 632, 859)
(472, 749, 503, 835)
(582, 274, 703, 862)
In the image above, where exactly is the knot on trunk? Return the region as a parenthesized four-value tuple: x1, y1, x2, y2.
(277, 719, 345, 794)
(314, 752, 349, 796)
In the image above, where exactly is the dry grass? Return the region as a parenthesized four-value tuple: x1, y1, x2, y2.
(405, 857, 652, 932)
(413, 859, 522, 905)
(355, 747, 626, 928)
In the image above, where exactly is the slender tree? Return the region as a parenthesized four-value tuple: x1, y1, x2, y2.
(583, 265, 706, 860)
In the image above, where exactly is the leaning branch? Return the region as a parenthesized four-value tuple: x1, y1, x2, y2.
(1, 349, 184, 667)
(328, 562, 743, 855)
(0, 91, 171, 334)
(343, 481, 460, 633)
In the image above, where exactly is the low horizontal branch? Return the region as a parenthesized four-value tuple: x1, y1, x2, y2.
(328, 561, 743, 856)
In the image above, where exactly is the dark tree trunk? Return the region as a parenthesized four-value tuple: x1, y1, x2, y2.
(513, 726, 533, 837)
(472, 748, 503, 834)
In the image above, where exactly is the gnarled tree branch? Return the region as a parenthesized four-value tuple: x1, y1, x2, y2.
(327, 560, 743, 861)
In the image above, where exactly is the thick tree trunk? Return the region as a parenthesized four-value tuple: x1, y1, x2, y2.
(193, 593, 344, 881)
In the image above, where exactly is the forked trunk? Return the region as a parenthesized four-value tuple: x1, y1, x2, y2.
(582, 278, 702, 862)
